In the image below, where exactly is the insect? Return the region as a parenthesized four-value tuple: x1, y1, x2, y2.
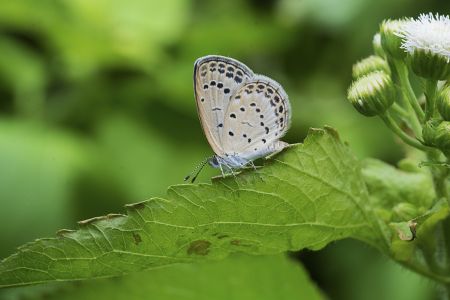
(185, 55, 291, 182)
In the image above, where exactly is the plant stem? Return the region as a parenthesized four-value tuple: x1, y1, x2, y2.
(427, 151, 449, 200)
(392, 103, 409, 117)
(379, 112, 431, 151)
(425, 79, 438, 122)
(393, 59, 425, 125)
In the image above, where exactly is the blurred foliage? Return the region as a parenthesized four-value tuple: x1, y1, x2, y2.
(0, 0, 449, 299)
(0, 254, 323, 300)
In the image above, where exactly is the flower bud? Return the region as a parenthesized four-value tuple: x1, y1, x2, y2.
(372, 33, 386, 57)
(408, 49, 450, 80)
(423, 119, 450, 155)
(437, 84, 450, 120)
(352, 55, 390, 79)
(380, 19, 407, 59)
(347, 71, 395, 116)
(399, 13, 450, 80)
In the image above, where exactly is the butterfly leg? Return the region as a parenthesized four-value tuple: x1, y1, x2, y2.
(248, 160, 257, 171)
(218, 161, 226, 177)
(222, 162, 237, 178)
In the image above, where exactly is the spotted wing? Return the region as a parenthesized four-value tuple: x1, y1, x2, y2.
(194, 55, 254, 156)
(222, 75, 291, 160)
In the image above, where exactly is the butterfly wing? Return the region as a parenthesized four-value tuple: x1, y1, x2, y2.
(194, 55, 254, 156)
(222, 75, 291, 161)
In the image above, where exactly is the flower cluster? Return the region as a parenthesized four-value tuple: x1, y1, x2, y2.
(347, 13, 450, 157)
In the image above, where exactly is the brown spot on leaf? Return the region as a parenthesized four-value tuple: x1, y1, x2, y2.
(133, 233, 142, 245)
(187, 240, 211, 255)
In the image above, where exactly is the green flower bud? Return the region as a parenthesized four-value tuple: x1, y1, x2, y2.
(437, 85, 450, 120)
(372, 33, 386, 57)
(423, 119, 450, 155)
(352, 55, 390, 79)
(406, 50, 450, 80)
(380, 19, 407, 59)
(347, 71, 395, 117)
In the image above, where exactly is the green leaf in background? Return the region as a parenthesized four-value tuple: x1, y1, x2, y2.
(0, 120, 91, 257)
(362, 158, 435, 214)
(0, 127, 383, 287)
(362, 158, 450, 284)
(0, 254, 324, 300)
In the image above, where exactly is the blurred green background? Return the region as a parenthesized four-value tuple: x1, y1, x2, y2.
(0, 0, 448, 299)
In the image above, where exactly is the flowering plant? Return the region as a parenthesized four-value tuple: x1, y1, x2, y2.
(348, 13, 450, 296)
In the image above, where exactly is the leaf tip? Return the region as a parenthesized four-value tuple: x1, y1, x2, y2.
(323, 125, 341, 141)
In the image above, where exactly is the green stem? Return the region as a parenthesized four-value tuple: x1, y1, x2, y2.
(425, 79, 438, 122)
(392, 103, 409, 117)
(393, 59, 425, 128)
(427, 151, 449, 200)
(380, 112, 431, 151)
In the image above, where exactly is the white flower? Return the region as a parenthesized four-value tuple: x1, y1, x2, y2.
(399, 13, 450, 62)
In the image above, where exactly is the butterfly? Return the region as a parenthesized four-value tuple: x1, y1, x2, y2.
(185, 55, 291, 182)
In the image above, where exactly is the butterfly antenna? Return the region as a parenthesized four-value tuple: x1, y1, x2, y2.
(184, 157, 211, 183)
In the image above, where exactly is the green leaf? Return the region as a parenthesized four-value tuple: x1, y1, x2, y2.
(362, 158, 435, 212)
(0, 127, 382, 288)
(362, 158, 450, 283)
(0, 254, 324, 300)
